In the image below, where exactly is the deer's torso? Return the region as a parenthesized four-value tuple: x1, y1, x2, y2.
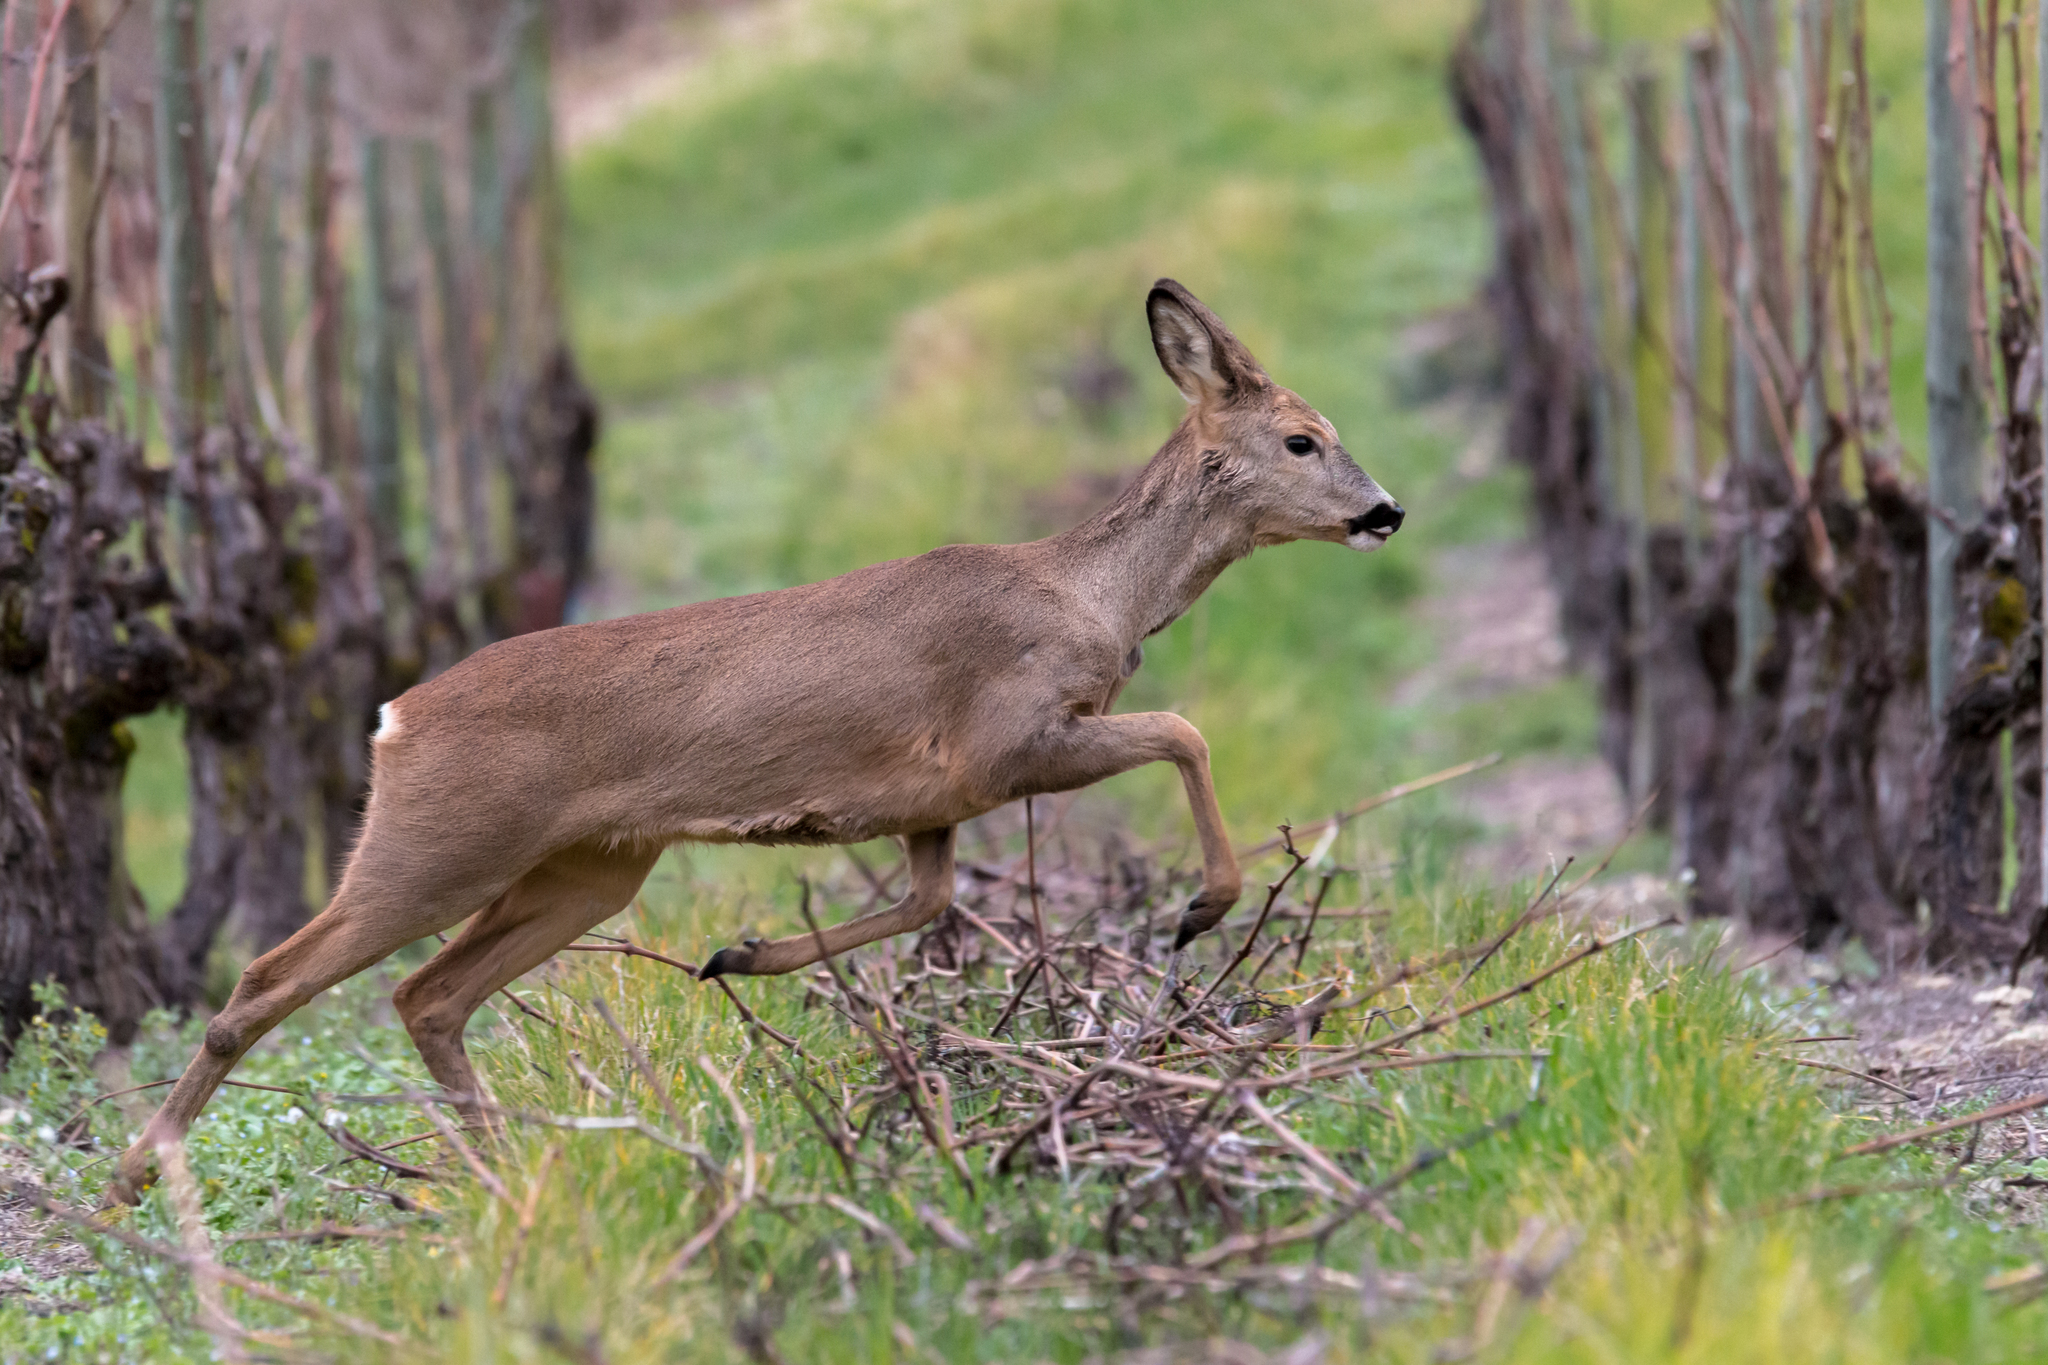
(376, 540, 1135, 851)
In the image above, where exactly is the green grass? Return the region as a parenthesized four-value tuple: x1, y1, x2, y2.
(121, 710, 189, 918)
(5, 868, 2045, 1363)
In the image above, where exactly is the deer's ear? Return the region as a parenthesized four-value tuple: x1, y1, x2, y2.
(1145, 280, 1270, 405)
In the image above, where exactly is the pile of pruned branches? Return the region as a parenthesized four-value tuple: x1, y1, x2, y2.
(13, 785, 1649, 1354)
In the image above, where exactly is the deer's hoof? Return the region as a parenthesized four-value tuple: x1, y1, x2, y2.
(700, 945, 750, 980)
(1175, 885, 1241, 949)
(107, 1146, 157, 1207)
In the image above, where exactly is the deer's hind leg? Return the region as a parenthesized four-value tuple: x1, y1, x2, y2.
(111, 826, 525, 1204)
(391, 840, 661, 1127)
(699, 826, 956, 978)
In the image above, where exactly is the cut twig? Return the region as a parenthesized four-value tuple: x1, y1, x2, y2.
(1838, 1093, 2048, 1158)
(496, 987, 560, 1030)
(916, 1201, 976, 1252)
(563, 938, 700, 975)
(1286, 871, 1341, 978)
(0, 0, 76, 244)
(1189, 826, 1308, 1014)
(566, 1050, 617, 1100)
(349, 1057, 511, 1204)
(1235, 1088, 1363, 1197)
(713, 977, 806, 1053)
(1237, 753, 1503, 861)
(797, 880, 977, 1194)
(1756, 1051, 1918, 1101)
(955, 904, 1026, 957)
(590, 995, 688, 1135)
(60, 1077, 303, 1136)
(699, 1053, 758, 1203)
(1438, 857, 1574, 1007)
(817, 1192, 914, 1266)
(1745, 1175, 1962, 1219)
(321, 1121, 440, 1181)
(1350, 918, 1681, 1061)
(221, 1222, 446, 1246)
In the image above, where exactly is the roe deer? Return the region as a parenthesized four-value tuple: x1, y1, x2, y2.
(112, 280, 1403, 1202)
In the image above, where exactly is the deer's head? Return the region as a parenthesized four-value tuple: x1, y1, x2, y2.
(1146, 279, 1404, 551)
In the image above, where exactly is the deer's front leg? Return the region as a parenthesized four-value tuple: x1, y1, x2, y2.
(700, 826, 957, 978)
(1021, 711, 1241, 947)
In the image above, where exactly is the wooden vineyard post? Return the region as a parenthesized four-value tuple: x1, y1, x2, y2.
(1790, 0, 1827, 474)
(225, 45, 287, 436)
(154, 0, 216, 475)
(507, 0, 564, 384)
(358, 134, 405, 570)
(466, 81, 505, 608)
(249, 50, 287, 427)
(1622, 67, 1664, 805)
(1925, 0, 1983, 719)
(1723, 0, 1773, 704)
(467, 83, 505, 380)
(1540, 0, 1614, 519)
(305, 55, 345, 481)
(303, 52, 377, 890)
(1675, 39, 1714, 575)
(61, 0, 106, 417)
(498, 0, 598, 636)
(414, 136, 480, 634)
(2038, 0, 2048, 937)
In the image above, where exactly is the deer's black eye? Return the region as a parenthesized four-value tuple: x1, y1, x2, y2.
(1284, 435, 1315, 455)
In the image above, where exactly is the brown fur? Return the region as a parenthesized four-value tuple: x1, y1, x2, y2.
(110, 281, 1402, 1203)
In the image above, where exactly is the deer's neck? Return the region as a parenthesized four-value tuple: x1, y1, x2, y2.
(1048, 438, 1254, 646)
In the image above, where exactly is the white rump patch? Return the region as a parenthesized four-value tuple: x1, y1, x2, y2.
(373, 702, 403, 743)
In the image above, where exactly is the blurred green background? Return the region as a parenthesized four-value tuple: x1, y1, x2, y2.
(121, 0, 1931, 915)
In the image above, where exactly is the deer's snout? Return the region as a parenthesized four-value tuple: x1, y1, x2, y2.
(1350, 503, 1404, 536)
(1345, 500, 1405, 548)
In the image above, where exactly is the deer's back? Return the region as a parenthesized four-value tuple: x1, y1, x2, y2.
(372, 541, 1110, 848)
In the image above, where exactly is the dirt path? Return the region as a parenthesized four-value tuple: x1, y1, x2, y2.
(555, 0, 786, 152)
(0, 1149, 97, 1312)
(1393, 534, 1628, 883)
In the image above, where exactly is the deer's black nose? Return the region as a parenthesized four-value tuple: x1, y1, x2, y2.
(1350, 502, 1405, 537)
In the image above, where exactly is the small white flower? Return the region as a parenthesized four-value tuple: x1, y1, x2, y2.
(35, 1125, 56, 1144)
(323, 1109, 348, 1128)
(282, 1106, 305, 1125)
